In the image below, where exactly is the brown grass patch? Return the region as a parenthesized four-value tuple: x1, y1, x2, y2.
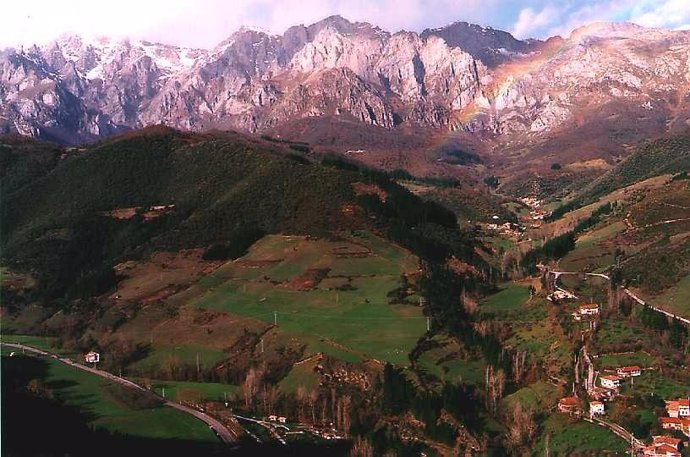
(113, 250, 223, 302)
(284, 268, 330, 291)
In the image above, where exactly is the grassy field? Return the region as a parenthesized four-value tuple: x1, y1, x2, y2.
(532, 413, 628, 456)
(595, 351, 654, 369)
(415, 337, 486, 387)
(278, 359, 321, 393)
(479, 287, 573, 378)
(1, 334, 59, 352)
(132, 345, 228, 373)
(14, 354, 217, 442)
(148, 380, 238, 403)
(594, 317, 647, 348)
(619, 370, 690, 398)
(177, 233, 424, 365)
(653, 274, 690, 319)
(560, 242, 616, 273)
(501, 381, 561, 414)
(480, 283, 531, 313)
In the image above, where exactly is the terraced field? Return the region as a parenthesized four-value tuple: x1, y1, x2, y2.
(121, 232, 424, 368)
(192, 233, 423, 364)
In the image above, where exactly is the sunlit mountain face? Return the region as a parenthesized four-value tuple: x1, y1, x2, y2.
(3, 17, 690, 159)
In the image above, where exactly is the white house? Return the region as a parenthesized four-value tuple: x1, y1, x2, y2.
(578, 303, 600, 316)
(666, 399, 690, 418)
(617, 366, 642, 378)
(84, 351, 100, 363)
(600, 375, 621, 390)
(589, 401, 605, 416)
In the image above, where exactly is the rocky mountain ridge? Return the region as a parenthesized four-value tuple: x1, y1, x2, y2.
(2, 16, 690, 149)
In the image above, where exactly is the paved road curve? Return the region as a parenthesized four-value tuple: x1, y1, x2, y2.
(1, 342, 240, 445)
(549, 270, 690, 325)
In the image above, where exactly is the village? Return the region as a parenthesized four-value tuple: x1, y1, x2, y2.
(556, 300, 690, 457)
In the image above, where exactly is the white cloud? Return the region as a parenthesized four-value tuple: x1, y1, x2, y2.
(629, 0, 690, 30)
(511, 4, 559, 39)
(0, 0, 498, 49)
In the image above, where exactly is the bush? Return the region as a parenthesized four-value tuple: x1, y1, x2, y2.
(484, 175, 499, 189)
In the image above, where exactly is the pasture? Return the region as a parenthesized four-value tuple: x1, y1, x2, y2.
(161, 233, 424, 366)
(13, 354, 217, 442)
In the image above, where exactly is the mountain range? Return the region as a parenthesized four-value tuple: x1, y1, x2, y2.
(2, 15, 690, 167)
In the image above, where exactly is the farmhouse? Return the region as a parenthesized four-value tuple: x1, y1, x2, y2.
(558, 396, 580, 414)
(652, 436, 681, 450)
(578, 303, 600, 315)
(642, 443, 681, 457)
(665, 399, 690, 418)
(573, 303, 600, 321)
(659, 417, 690, 436)
(84, 351, 100, 363)
(278, 416, 287, 424)
(616, 366, 642, 377)
(600, 375, 621, 390)
(589, 401, 605, 416)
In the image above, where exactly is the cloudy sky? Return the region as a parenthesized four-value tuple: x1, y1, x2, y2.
(2, 0, 689, 48)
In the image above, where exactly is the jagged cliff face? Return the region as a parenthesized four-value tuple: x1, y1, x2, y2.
(2, 17, 690, 145)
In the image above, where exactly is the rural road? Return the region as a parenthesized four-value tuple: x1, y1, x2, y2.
(549, 270, 690, 326)
(1, 342, 240, 445)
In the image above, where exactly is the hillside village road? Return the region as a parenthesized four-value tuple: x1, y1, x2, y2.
(1, 342, 241, 445)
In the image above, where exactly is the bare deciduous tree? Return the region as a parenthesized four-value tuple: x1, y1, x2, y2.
(504, 402, 537, 449)
(349, 437, 373, 457)
(485, 365, 506, 414)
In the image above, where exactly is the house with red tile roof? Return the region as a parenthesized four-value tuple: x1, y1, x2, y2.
(651, 436, 680, 449)
(665, 399, 690, 418)
(642, 443, 681, 457)
(558, 396, 580, 414)
(616, 365, 642, 377)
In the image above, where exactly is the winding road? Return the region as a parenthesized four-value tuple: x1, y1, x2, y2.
(546, 269, 657, 452)
(1, 342, 241, 445)
(549, 270, 690, 326)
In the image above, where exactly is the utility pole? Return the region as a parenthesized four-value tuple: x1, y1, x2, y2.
(224, 391, 228, 407)
(426, 316, 430, 332)
(196, 353, 200, 376)
(162, 387, 166, 398)
(274, 311, 277, 326)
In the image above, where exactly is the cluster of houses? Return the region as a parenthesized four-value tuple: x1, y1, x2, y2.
(660, 399, 690, 438)
(556, 396, 607, 418)
(642, 435, 683, 457)
(519, 196, 551, 223)
(598, 365, 642, 391)
(558, 365, 644, 418)
(486, 220, 523, 238)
